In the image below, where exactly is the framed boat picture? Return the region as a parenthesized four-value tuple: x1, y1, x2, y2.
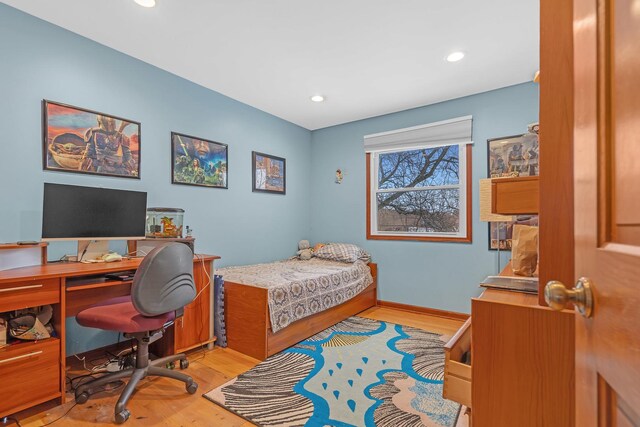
(252, 151, 286, 194)
(171, 132, 228, 188)
(42, 100, 141, 179)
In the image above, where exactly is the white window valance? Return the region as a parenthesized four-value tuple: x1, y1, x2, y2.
(363, 115, 473, 153)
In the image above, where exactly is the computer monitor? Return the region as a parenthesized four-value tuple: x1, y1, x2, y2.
(42, 183, 147, 260)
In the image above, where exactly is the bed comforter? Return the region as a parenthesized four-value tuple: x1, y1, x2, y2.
(217, 258, 373, 332)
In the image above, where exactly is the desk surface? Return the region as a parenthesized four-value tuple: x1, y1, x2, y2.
(0, 254, 220, 283)
(477, 288, 539, 307)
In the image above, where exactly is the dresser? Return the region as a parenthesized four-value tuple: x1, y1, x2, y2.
(444, 170, 576, 425)
(443, 266, 575, 427)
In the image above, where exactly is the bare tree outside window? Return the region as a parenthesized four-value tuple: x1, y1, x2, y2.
(375, 145, 462, 234)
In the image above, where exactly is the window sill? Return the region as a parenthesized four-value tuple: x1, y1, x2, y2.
(366, 233, 472, 243)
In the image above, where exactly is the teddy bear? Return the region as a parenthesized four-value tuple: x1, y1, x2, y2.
(297, 240, 313, 260)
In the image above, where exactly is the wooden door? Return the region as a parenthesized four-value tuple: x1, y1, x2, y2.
(573, 0, 640, 424)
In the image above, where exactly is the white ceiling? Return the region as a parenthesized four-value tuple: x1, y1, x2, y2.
(2, 0, 539, 130)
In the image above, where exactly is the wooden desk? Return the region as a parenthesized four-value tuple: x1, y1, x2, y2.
(0, 254, 219, 418)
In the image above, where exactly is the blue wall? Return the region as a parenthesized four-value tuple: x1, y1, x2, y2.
(0, 4, 311, 354)
(0, 4, 539, 353)
(310, 83, 539, 314)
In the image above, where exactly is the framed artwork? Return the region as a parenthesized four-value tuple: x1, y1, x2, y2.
(171, 132, 228, 188)
(487, 133, 538, 179)
(43, 100, 141, 179)
(252, 151, 286, 194)
(487, 132, 539, 250)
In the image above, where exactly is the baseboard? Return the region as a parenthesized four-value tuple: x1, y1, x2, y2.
(376, 300, 470, 321)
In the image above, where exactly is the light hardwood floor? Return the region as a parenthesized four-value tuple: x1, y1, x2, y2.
(14, 307, 467, 426)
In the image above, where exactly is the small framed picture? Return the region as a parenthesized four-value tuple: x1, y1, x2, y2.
(43, 100, 141, 179)
(252, 151, 286, 194)
(171, 132, 228, 188)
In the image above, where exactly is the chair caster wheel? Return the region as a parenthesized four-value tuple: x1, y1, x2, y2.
(115, 409, 130, 424)
(180, 359, 189, 369)
(75, 391, 89, 404)
(167, 361, 175, 369)
(186, 382, 198, 394)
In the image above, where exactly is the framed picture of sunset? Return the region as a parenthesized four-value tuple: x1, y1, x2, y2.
(42, 100, 141, 179)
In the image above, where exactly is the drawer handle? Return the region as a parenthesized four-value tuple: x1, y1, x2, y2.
(0, 350, 43, 364)
(0, 284, 44, 293)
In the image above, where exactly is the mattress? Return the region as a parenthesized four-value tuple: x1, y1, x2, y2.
(217, 258, 373, 332)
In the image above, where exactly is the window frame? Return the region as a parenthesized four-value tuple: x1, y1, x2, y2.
(366, 144, 472, 242)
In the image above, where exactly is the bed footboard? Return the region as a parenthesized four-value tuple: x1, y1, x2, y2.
(225, 281, 269, 360)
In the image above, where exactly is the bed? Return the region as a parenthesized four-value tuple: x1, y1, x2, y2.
(220, 258, 377, 360)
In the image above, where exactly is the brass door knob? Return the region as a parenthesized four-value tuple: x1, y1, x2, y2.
(544, 277, 594, 318)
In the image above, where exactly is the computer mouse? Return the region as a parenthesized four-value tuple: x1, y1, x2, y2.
(102, 253, 123, 263)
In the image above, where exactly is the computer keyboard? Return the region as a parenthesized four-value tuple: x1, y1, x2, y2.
(105, 271, 136, 281)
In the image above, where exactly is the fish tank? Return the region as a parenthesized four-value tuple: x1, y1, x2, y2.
(146, 208, 184, 238)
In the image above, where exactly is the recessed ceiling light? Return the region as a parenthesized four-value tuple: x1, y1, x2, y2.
(311, 95, 325, 103)
(446, 52, 465, 62)
(134, 0, 156, 7)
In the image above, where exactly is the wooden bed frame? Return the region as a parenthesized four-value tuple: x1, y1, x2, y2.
(224, 263, 377, 360)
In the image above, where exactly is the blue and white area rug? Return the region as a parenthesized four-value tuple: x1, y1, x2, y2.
(204, 317, 461, 426)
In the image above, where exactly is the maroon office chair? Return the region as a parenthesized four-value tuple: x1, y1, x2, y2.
(75, 243, 198, 424)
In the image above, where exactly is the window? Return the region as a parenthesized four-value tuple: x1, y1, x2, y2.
(365, 117, 472, 242)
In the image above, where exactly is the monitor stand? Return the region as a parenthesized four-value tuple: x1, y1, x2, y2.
(77, 240, 109, 262)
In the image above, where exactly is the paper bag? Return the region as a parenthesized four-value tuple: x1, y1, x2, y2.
(7, 305, 54, 341)
(512, 224, 538, 277)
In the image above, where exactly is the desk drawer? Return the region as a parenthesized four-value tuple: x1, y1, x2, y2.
(0, 278, 60, 312)
(0, 338, 61, 416)
(443, 318, 472, 408)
